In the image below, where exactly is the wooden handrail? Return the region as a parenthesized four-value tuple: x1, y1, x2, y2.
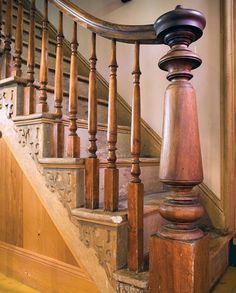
(49, 0, 159, 44)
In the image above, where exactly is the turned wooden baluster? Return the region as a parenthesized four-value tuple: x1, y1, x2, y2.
(53, 11, 64, 158)
(67, 22, 80, 157)
(13, 0, 23, 77)
(85, 32, 99, 209)
(149, 6, 208, 293)
(2, 0, 12, 78)
(128, 42, 144, 272)
(37, 0, 49, 113)
(104, 39, 119, 211)
(0, 0, 2, 50)
(54, 11, 64, 119)
(25, 0, 36, 114)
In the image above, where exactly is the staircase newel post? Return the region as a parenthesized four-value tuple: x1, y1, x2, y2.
(13, 0, 23, 77)
(149, 6, 208, 293)
(85, 32, 99, 209)
(2, 0, 12, 78)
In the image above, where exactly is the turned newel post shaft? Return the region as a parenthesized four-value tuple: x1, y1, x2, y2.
(149, 6, 208, 293)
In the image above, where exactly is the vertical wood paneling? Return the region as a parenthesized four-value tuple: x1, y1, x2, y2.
(0, 139, 78, 267)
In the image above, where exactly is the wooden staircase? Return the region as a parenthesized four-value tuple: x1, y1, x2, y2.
(0, 0, 231, 292)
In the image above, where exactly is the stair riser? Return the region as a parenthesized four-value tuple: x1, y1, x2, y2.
(63, 125, 131, 159)
(99, 165, 164, 205)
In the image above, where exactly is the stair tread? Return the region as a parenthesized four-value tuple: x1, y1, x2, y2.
(119, 191, 167, 212)
(39, 157, 159, 168)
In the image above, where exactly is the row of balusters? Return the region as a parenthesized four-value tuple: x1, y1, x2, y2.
(1, 0, 144, 271)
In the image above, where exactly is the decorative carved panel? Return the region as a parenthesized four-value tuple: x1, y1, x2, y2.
(16, 125, 40, 161)
(44, 170, 75, 206)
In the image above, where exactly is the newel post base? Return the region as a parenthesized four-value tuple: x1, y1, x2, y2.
(149, 232, 209, 293)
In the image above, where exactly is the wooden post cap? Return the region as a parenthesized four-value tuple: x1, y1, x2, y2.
(155, 5, 206, 46)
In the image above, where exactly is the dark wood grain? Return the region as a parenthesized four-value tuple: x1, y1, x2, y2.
(49, 0, 160, 44)
(149, 6, 208, 292)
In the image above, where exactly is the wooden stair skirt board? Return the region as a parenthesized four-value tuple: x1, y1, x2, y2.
(0, 241, 99, 293)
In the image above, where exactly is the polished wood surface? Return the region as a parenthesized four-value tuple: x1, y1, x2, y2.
(130, 42, 141, 184)
(13, 0, 23, 77)
(67, 21, 80, 157)
(25, 0, 36, 115)
(127, 42, 144, 272)
(127, 182, 143, 272)
(88, 32, 97, 158)
(221, 0, 236, 231)
(149, 235, 209, 293)
(0, 137, 23, 247)
(37, 0, 49, 113)
(0, 272, 38, 293)
(149, 6, 208, 292)
(85, 33, 99, 209)
(2, 0, 12, 78)
(49, 0, 160, 44)
(0, 241, 99, 293)
(54, 11, 64, 119)
(104, 39, 119, 211)
(85, 158, 99, 209)
(0, 138, 78, 267)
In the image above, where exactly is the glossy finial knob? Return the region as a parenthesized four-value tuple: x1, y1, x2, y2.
(155, 6, 206, 46)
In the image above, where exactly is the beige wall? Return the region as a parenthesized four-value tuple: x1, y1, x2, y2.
(37, 0, 221, 197)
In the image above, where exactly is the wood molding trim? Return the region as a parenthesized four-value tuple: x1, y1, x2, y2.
(198, 183, 225, 230)
(0, 241, 99, 293)
(220, 0, 236, 231)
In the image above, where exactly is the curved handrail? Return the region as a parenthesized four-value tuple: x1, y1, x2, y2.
(49, 0, 161, 44)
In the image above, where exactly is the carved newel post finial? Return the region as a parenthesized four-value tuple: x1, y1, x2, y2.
(149, 6, 209, 293)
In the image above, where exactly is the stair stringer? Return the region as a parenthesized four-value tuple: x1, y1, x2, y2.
(0, 85, 118, 293)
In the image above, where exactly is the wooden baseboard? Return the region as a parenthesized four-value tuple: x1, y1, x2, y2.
(209, 234, 231, 289)
(0, 241, 99, 293)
